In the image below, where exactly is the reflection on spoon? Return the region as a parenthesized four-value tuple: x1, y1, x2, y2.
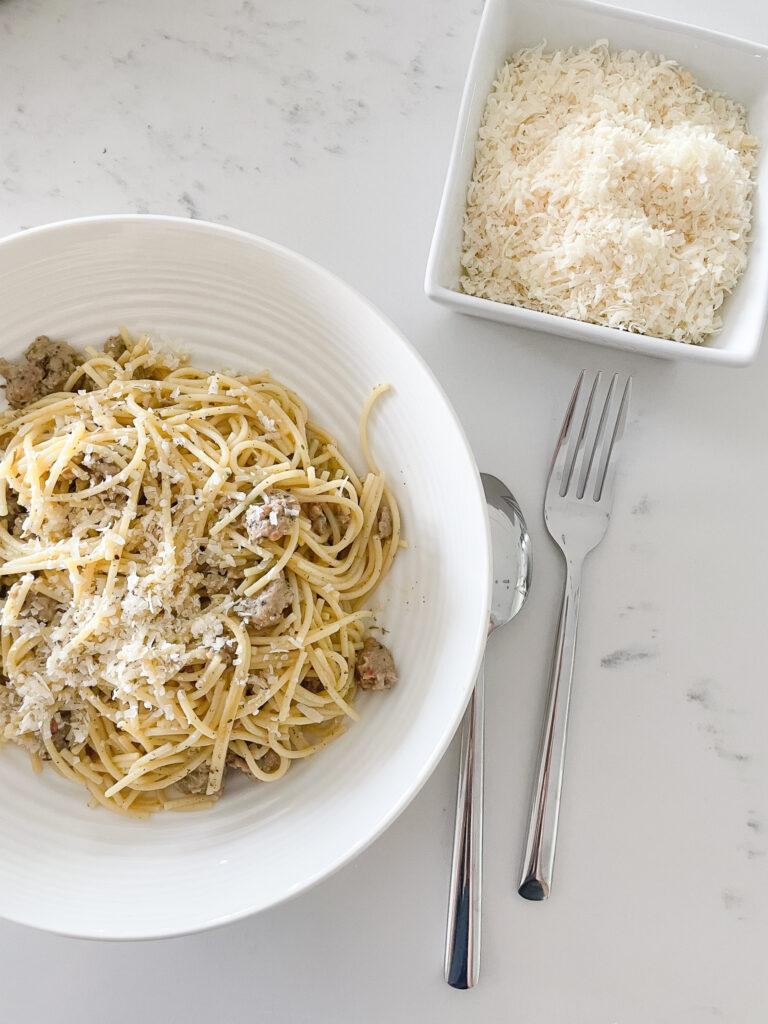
(444, 472, 532, 989)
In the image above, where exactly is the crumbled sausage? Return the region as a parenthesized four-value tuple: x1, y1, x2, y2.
(49, 717, 64, 751)
(103, 335, 127, 360)
(317, 502, 350, 537)
(377, 500, 392, 539)
(226, 747, 281, 775)
(233, 576, 291, 629)
(259, 748, 281, 773)
(334, 505, 351, 529)
(307, 501, 328, 533)
(356, 637, 397, 691)
(0, 336, 82, 408)
(0, 360, 45, 408)
(226, 751, 249, 774)
(176, 762, 222, 796)
(245, 489, 300, 542)
(2, 491, 27, 537)
(24, 336, 82, 393)
(25, 336, 81, 378)
(302, 676, 324, 694)
(49, 711, 73, 752)
(177, 764, 208, 795)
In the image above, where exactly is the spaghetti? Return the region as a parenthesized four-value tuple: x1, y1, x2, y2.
(0, 331, 400, 816)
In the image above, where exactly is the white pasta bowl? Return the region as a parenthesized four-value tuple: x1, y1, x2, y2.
(0, 215, 490, 939)
(425, 0, 768, 365)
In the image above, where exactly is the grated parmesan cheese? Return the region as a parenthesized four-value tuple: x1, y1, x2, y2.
(256, 410, 277, 433)
(461, 41, 759, 343)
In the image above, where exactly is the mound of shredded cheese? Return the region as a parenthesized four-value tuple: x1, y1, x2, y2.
(461, 42, 758, 343)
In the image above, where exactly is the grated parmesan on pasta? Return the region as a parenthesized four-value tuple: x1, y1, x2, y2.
(0, 333, 401, 816)
(461, 41, 759, 343)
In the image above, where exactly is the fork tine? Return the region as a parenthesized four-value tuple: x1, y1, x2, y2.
(577, 373, 617, 499)
(590, 376, 632, 502)
(561, 371, 601, 498)
(546, 370, 585, 497)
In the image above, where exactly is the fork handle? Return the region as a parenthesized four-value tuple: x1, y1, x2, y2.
(445, 660, 485, 988)
(519, 559, 582, 900)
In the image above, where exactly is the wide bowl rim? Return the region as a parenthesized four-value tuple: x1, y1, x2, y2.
(0, 213, 492, 939)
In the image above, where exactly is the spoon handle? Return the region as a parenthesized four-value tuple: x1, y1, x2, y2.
(518, 557, 582, 900)
(445, 659, 485, 989)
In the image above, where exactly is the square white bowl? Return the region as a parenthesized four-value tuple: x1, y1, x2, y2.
(425, 0, 768, 365)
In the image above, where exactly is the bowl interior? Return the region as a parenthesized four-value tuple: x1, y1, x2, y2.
(0, 216, 490, 938)
(427, 0, 768, 363)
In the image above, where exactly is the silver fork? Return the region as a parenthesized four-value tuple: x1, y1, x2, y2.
(518, 370, 631, 901)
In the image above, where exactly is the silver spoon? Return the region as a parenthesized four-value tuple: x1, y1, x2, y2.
(445, 472, 532, 989)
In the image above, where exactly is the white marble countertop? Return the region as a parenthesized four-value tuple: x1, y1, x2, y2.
(2, 0, 768, 1020)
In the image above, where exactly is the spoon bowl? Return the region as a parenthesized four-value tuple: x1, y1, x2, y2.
(483, 473, 533, 635)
